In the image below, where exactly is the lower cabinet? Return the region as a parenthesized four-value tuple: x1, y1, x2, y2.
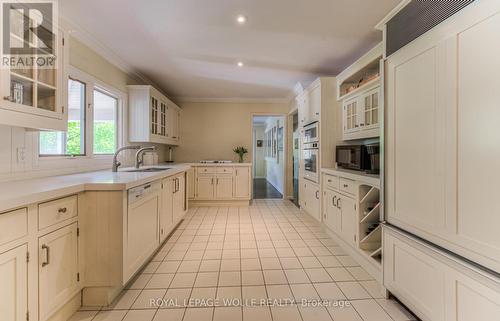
(38, 223, 80, 321)
(160, 177, 175, 243)
(301, 180, 320, 221)
(0, 244, 28, 321)
(234, 167, 251, 199)
(384, 227, 500, 321)
(173, 173, 186, 222)
(187, 168, 195, 199)
(323, 188, 357, 245)
(191, 166, 252, 202)
(215, 176, 233, 199)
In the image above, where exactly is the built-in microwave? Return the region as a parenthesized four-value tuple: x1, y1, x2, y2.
(336, 144, 374, 172)
(303, 121, 319, 144)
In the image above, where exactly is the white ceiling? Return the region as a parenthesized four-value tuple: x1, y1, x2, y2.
(60, 0, 399, 102)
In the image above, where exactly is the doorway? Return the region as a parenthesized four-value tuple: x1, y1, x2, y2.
(252, 115, 286, 199)
(291, 112, 300, 206)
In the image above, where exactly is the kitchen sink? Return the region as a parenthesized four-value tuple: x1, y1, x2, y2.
(122, 167, 171, 173)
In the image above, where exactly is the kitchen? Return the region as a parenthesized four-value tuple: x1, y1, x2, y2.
(1, 1, 500, 321)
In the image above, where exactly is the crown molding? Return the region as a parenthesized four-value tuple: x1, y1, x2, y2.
(59, 17, 173, 99)
(173, 96, 291, 104)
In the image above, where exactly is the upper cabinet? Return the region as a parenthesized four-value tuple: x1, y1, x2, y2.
(384, 0, 500, 273)
(337, 44, 382, 140)
(0, 7, 67, 131)
(128, 85, 181, 145)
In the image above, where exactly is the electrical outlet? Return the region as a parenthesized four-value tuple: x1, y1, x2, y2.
(17, 147, 26, 163)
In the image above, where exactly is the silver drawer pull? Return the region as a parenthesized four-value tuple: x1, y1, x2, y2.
(41, 245, 50, 267)
(58, 207, 67, 213)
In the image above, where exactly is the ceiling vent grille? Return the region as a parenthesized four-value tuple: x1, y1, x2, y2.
(386, 0, 475, 56)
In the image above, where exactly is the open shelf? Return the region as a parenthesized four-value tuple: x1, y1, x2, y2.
(339, 76, 380, 101)
(360, 202, 380, 224)
(360, 224, 381, 244)
(360, 186, 379, 204)
(370, 247, 382, 258)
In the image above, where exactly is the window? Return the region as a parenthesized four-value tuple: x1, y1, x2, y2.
(38, 68, 123, 159)
(93, 89, 118, 154)
(39, 79, 86, 156)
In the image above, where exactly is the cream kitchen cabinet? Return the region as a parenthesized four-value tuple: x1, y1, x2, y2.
(38, 222, 80, 321)
(187, 168, 195, 199)
(172, 173, 187, 222)
(160, 177, 174, 243)
(0, 244, 28, 321)
(128, 85, 181, 146)
(301, 180, 320, 221)
(385, 0, 500, 273)
(323, 189, 340, 232)
(0, 19, 67, 131)
(323, 185, 357, 246)
(384, 227, 500, 321)
(342, 84, 380, 140)
(234, 167, 251, 199)
(190, 165, 252, 205)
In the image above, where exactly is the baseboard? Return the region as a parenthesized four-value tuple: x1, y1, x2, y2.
(189, 199, 251, 207)
(47, 292, 81, 321)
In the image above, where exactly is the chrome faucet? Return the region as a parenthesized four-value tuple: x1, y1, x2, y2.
(135, 146, 157, 168)
(112, 145, 141, 172)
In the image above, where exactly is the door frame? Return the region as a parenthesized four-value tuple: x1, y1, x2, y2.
(251, 113, 288, 200)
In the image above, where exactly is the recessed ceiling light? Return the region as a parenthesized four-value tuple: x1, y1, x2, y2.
(236, 15, 247, 24)
(237, 61, 244, 67)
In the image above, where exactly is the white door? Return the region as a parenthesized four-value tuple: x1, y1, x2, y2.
(160, 178, 174, 243)
(215, 176, 233, 199)
(234, 167, 250, 199)
(339, 195, 357, 245)
(0, 244, 27, 321)
(125, 192, 159, 282)
(39, 223, 79, 321)
(323, 190, 340, 232)
(196, 176, 214, 200)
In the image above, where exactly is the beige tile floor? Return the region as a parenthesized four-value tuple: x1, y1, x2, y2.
(70, 200, 417, 321)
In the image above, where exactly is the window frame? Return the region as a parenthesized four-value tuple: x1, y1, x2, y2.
(34, 66, 126, 166)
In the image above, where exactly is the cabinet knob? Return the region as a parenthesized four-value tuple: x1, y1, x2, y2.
(58, 207, 67, 213)
(3, 96, 12, 101)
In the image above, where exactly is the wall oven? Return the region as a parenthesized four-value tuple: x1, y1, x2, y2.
(303, 142, 319, 183)
(303, 121, 319, 144)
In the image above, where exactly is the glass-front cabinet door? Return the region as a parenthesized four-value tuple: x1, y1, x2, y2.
(362, 87, 379, 129)
(343, 98, 358, 133)
(0, 3, 66, 130)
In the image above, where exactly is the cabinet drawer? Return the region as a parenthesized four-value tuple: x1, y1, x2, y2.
(339, 178, 356, 195)
(38, 195, 78, 230)
(324, 174, 339, 191)
(0, 208, 28, 246)
(197, 167, 215, 175)
(216, 167, 233, 174)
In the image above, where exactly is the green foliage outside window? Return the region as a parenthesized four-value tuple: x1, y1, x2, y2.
(93, 121, 116, 154)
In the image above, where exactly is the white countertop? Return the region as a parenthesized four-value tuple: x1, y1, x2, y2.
(321, 167, 380, 187)
(0, 164, 191, 213)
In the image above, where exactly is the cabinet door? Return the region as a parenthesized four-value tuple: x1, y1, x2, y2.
(173, 174, 186, 222)
(0, 244, 27, 321)
(159, 101, 167, 137)
(160, 178, 174, 243)
(308, 85, 321, 122)
(361, 87, 379, 129)
(234, 167, 250, 199)
(302, 181, 320, 221)
(125, 193, 159, 282)
(151, 96, 159, 136)
(39, 223, 79, 321)
(323, 190, 340, 232)
(343, 98, 359, 135)
(215, 176, 233, 199)
(187, 168, 195, 199)
(339, 195, 357, 245)
(196, 176, 214, 200)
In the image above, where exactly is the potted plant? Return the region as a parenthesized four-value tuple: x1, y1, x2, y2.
(233, 146, 248, 163)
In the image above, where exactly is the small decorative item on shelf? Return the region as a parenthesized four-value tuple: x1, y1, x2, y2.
(233, 146, 248, 163)
(11, 81, 24, 104)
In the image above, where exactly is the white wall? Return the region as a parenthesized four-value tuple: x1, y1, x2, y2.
(265, 117, 285, 194)
(253, 125, 266, 178)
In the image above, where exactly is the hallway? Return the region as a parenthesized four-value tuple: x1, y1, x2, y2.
(253, 178, 283, 199)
